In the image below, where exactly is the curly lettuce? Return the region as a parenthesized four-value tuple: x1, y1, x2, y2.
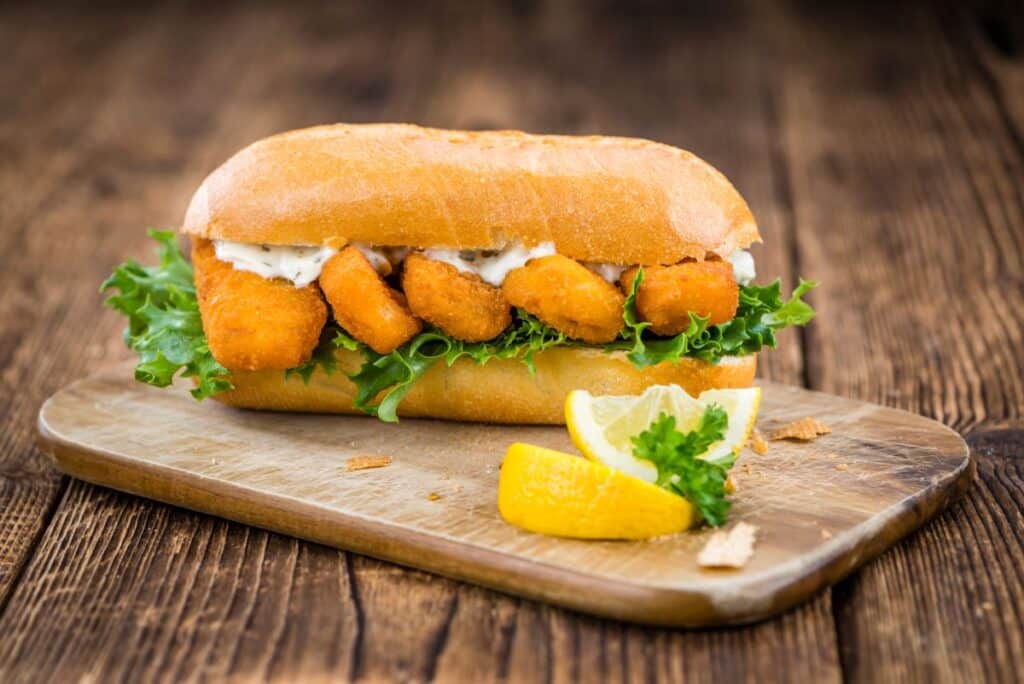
(101, 229, 231, 399)
(295, 312, 571, 422)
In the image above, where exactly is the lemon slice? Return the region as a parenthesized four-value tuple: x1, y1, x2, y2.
(565, 385, 762, 482)
(498, 443, 696, 539)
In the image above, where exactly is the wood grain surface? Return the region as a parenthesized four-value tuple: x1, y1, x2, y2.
(35, 364, 971, 627)
(0, 0, 1021, 681)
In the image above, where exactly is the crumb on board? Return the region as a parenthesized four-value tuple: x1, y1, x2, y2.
(427, 492, 443, 501)
(974, 601, 995, 617)
(748, 429, 769, 455)
(770, 417, 831, 441)
(345, 455, 392, 472)
(835, 463, 849, 471)
(821, 528, 833, 540)
(725, 475, 737, 494)
(698, 522, 759, 569)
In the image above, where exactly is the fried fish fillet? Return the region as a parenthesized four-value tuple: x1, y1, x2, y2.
(620, 259, 738, 335)
(192, 238, 327, 371)
(402, 253, 512, 342)
(319, 246, 422, 354)
(503, 255, 625, 343)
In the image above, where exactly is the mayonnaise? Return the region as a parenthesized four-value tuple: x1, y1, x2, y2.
(351, 243, 391, 274)
(727, 249, 756, 285)
(423, 241, 556, 286)
(213, 241, 336, 288)
(213, 238, 757, 289)
(585, 263, 628, 283)
(213, 241, 397, 286)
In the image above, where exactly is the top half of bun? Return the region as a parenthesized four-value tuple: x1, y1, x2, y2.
(182, 123, 760, 265)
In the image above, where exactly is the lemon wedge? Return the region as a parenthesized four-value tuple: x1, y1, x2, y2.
(498, 443, 696, 539)
(565, 385, 762, 482)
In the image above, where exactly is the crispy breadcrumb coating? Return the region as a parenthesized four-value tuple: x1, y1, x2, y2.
(401, 253, 512, 342)
(192, 238, 327, 371)
(319, 246, 422, 354)
(620, 259, 738, 335)
(503, 255, 625, 343)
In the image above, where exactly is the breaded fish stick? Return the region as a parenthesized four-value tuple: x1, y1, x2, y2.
(503, 255, 625, 343)
(620, 259, 738, 335)
(192, 238, 327, 371)
(319, 247, 422, 354)
(401, 254, 512, 342)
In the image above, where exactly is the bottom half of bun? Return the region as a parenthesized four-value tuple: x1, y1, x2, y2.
(211, 348, 757, 424)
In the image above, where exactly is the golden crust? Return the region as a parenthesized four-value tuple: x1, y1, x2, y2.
(210, 348, 758, 424)
(402, 253, 512, 342)
(318, 247, 422, 354)
(182, 123, 760, 264)
(621, 260, 739, 335)
(191, 239, 326, 371)
(503, 255, 625, 343)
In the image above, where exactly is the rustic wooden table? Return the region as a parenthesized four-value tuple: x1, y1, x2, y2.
(2, 1, 1022, 681)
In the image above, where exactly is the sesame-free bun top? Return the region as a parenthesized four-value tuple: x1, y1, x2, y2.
(182, 123, 760, 264)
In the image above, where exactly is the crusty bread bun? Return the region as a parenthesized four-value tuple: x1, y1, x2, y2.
(212, 348, 757, 424)
(183, 124, 759, 265)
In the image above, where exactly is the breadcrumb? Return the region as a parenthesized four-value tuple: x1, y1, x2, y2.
(770, 417, 832, 441)
(345, 455, 392, 472)
(698, 522, 758, 569)
(748, 429, 769, 455)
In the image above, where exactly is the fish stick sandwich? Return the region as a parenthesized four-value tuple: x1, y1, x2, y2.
(104, 124, 816, 423)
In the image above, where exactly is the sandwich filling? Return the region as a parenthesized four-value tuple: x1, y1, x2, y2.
(104, 231, 816, 422)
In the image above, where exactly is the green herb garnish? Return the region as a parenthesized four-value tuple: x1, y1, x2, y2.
(101, 229, 231, 399)
(631, 407, 733, 526)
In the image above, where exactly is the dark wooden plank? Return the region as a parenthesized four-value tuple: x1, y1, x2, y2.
(0, 0, 333, 617)
(0, 0, 845, 680)
(768, 2, 1024, 681)
(0, 6, 156, 607)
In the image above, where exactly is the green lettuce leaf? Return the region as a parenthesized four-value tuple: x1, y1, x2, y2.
(101, 229, 231, 399)
(295, 312, 571, 422)
(631, 406, 733, 526)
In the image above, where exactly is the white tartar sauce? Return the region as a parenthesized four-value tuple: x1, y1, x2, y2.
(213, 241, 397, 287)
(423, 241, 557, 286)
(727, 249, 756, 285)
(213, 241, 336, 288)
(351, 243, 392, 273)
(585, 263, 628, 283)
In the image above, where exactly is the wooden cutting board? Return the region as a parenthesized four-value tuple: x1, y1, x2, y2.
(35, 362, 971, 627)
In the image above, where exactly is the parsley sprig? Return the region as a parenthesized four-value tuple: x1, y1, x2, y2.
(631, 406, 734, 526)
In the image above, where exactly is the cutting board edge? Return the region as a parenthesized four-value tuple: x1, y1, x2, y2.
(35, 394, 974, 628)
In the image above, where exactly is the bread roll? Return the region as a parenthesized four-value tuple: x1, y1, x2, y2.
(183, 124, 759, 265)
(212, 348, 758, 424)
